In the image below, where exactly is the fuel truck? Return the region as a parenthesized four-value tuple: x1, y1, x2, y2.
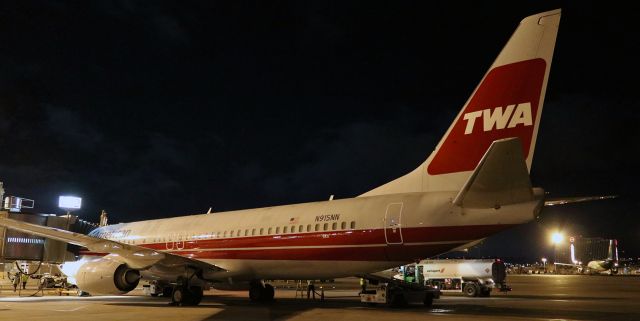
(398, 259, 510, 297)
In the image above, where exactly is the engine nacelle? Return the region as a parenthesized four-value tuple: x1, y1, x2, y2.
(75, 258, 140, 295)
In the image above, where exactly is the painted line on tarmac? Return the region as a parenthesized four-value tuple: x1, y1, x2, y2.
(53, 305, 87, 312)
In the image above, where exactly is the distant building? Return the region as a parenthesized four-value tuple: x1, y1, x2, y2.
(555, 236, 616, 264)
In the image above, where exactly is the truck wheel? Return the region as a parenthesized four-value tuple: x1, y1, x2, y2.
(423, 293, 434, 307)
(390, 292, 407, 308)
(463, 283, 478, 297)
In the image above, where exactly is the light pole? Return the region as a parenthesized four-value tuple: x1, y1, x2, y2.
(541, 257, 547, 272)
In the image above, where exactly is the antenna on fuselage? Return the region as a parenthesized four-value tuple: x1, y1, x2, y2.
(329, 195, 334, 201)
(207, 207, 213, 214)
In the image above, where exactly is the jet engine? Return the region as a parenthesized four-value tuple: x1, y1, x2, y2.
(75, 258, 140, 295)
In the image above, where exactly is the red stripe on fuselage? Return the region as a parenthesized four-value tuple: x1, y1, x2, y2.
(168, 242, 461, 261)
(108, 224, 512, 261)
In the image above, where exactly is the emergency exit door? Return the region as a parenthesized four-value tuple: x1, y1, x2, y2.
(384, 203, 403, 244)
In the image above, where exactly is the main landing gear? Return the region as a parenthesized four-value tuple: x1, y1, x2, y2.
(171, 275, 204, 306)
(249, 280, 274, 302)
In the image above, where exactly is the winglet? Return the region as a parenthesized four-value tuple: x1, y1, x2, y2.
(453, 137, 533, 208)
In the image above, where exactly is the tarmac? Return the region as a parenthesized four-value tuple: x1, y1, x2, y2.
(1, 274, 640, 321)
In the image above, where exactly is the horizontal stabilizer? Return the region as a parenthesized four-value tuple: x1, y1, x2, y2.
(453, 138, 533, 208)
(544, 195, 617, 206)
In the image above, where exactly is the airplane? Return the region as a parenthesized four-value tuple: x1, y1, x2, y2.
(586, 239, 619, 274)
(0, 9, 565, 306)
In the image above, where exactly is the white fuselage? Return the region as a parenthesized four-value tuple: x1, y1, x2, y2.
(86, 191, 542, 282)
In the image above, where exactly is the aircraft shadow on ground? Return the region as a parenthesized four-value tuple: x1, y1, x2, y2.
(106, 295, 372, 321)
(104, 294, 640, 321)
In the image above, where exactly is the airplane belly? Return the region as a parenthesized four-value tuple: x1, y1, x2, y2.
(200, 259, 405, 280)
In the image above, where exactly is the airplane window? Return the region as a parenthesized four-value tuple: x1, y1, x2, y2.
(237, 229, 241, 237)
(245, 229, 249, 236)
(284, 226, 288, 233)
(315, 224, 320, 231)
(230, 230, 235, 237)
(291, 226, 296, 233)
(252, 228, 256, 236)
(341, 222, 346, 230)
(260, 228, 264, 235)
(307, 224, 311, 232)
(223, 231, 227, 238)
(350, 221, 356, 229)
(299, 225, 304, 233)
(276, 226, 280, 234)
(268, 227, 272, 235)
(332, 222, 337, 230)
(323, 223, 328, 231)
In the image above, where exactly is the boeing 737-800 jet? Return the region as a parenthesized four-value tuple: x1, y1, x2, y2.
(1, 9, 564, 305)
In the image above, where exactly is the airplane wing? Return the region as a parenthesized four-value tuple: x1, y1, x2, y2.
(0, 216, 225, 273)
(544, 195, 617, 206)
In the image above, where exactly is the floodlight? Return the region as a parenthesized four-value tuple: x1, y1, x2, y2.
(551, 232, 564, 244)
(59, 196, 82, 210)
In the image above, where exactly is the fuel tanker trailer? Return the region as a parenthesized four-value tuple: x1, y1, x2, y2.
(400, 259, 510, 297)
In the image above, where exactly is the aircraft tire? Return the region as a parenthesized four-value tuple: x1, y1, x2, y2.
(172, 287, 185, 306)
(172, 287, 196, 306)
(249, 283, 264, 302)
(262, 284, 275, 301)
(190, 286, 203, 305)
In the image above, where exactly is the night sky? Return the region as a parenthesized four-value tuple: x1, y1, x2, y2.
(1, 1, 638, 260)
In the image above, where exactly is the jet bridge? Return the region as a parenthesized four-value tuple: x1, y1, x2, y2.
(0, 210, 97, 263)
(0, 183, 98, 264)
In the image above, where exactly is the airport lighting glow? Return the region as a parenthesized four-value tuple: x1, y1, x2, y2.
(58, 196, 82, 210)
(551, 232, 564, 244)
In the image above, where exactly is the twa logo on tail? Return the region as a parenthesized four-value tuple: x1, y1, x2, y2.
(428, 58, 547, 175)
(463, 102, 533, 135)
